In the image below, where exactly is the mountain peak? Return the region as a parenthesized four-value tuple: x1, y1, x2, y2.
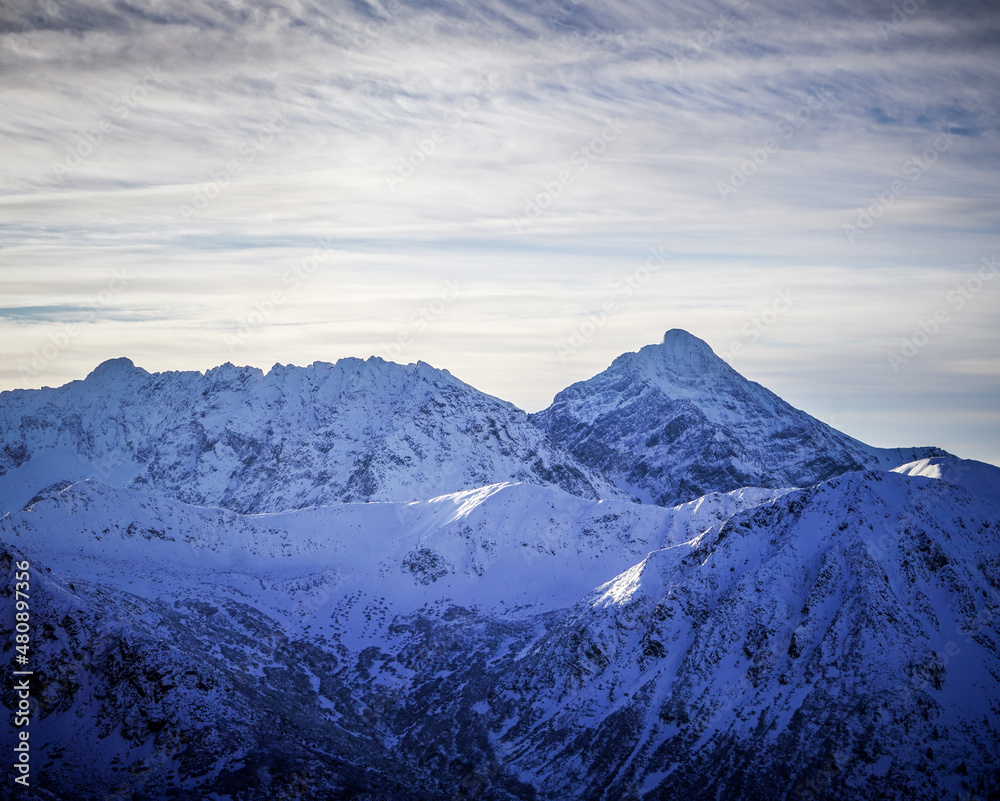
(661, 328, 707, 347)
(610, 329, 729, 386)
(2, 351, 628, 514)
(655, 328, 718, 362)
(85, 357, 143, 382)
(534, 330, 947, 507)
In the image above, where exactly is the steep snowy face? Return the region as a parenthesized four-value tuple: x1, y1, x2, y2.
(533, 329, 947, 506)
(484, 469, 1000, 801)
(0, 356, 626, 513)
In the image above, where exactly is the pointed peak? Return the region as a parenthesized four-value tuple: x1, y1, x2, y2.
(659, 329, 715, 354)
(609, 330, 726, 378)
(85, 357, 144, 382)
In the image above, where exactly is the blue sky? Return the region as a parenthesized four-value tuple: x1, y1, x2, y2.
(1, 0, 998, 465)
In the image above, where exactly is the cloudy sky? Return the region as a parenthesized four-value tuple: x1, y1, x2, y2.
(1, 0, 998, 465)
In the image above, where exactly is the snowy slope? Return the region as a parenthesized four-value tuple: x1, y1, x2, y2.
(3, 478, 782, 638)
(482, 469, 1000, 800)
(893, 455, 1000, 508)
(532, 329, 948, 506)
(0, 356, 626, 515)
(0, 477, 782, 799)
(2, 469, 998, 800)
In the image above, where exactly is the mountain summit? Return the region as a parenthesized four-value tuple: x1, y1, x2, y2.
(613, 329, 750, 396)
(644, 328, 723, 367)
(532, 330, 946, 506)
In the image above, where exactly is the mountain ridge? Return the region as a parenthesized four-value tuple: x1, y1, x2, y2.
(0, 353, 627, 515)
(0, 331, 951, 516)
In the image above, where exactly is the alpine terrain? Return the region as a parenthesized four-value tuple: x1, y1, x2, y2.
(1, 331, 997, 801)
(0, 355, 624, 516)
(532, 330, 948, 507)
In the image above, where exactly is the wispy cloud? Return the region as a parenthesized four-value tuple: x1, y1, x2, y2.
(0, 304, 164, 323)
(1, 0, 998, 463)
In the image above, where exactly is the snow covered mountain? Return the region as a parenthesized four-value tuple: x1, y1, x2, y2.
(532, 329, 948, 507)
(0, 355, 624, 515)
(1, 339, 996, 801)
(2, 465, 998, 800)
(0, 333, 951, 517)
